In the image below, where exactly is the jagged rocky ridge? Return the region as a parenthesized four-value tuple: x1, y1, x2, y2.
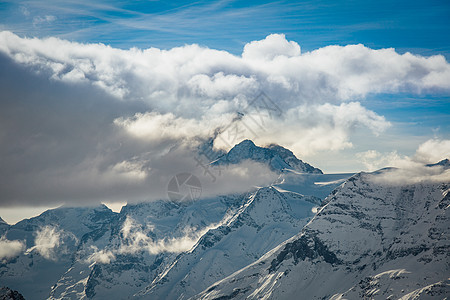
(212, 139, 323, 174)
(194, 168, 450, 299)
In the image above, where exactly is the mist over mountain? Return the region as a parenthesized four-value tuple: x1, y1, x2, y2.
(0, 141, 448, 299)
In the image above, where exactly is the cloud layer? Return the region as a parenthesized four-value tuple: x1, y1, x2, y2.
(358, 138, 450, 184)
(369, 162, 450, 185)
(357, 138, 450, 172)
(1, 32, 448, 105)
(0, 31, 449, 206)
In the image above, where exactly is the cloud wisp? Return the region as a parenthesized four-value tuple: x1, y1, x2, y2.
(86, 246, 116, 264)
(26, 225, 77, 260)
(0, 31, 449, 207)
(118, 216, 218, 256)
(84, 215, 223, 265)
(0, 236, 25, 261)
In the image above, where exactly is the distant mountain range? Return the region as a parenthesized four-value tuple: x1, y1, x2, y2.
(0, 141, 448, 299)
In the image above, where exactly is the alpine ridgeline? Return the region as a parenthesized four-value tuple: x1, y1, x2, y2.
(195, 164, 450, 300)
(1, 142, 447, 300)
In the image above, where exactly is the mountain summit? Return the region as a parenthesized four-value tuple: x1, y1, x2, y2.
(213, 139, 322, 174)
(427, 158, 450, 168)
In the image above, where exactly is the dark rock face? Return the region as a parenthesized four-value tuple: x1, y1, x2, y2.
(269, 234, 340, 273)
(426, 158, 450, 168)
(0, 287, 25, 300)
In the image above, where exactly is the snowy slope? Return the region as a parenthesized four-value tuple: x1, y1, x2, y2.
(212, 140, 322, 174)
(0, 205, 117, 300)
(49, 195, 245, 300)
(194, 170, 450, 300)
(274, 172, 354, 200)
(137, 187, 319, 299)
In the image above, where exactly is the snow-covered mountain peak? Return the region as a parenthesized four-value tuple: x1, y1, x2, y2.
(243, 187, 292, 221)
(233, 138, 256, 148)
(213, 139, 322, 174)
(427, 158, 450, 168)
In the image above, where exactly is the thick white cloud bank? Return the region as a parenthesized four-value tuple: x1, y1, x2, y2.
(1, 32, 448, 105)
(0, 31, 449, 206)
(415, 139, 450, 164)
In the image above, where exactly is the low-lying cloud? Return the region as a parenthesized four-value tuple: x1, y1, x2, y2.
(358, 138, 450, 184)
(86, 246, 116, 264)
(83, 215, 226, 265)
(358, 138, 450, 172)
(26, 225, 77, 260)
(118, 216, 218, 256)
(0, 236, 25, 261)
(414, 139, 450, 164)
(369, 163, 450, 185)
(0, 31, 449, 207)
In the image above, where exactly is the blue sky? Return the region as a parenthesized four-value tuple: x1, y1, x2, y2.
(1, 0, 450, 57)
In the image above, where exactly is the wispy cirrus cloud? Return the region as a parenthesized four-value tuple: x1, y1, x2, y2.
(3, 0, 450, 57)
(32, 15, 57, 26)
